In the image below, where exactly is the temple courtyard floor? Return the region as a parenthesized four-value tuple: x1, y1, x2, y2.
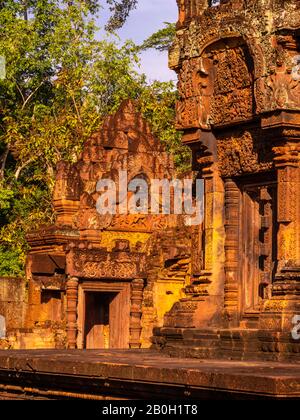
(0, 349, 299, 400)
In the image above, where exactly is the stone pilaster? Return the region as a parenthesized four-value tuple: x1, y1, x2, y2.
(224, 179, 240, 327)
(130, 279, 144, 349)
(183, 157, 225, 328)
(260, 143, 300, 334)
(274, 144, 300, 274)
(66, 277, 79, 349)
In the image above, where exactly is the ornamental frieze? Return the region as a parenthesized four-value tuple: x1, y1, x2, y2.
(67, 248, 147, 279)
(81, 261, 138, 279)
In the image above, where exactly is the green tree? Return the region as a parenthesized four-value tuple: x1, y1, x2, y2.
(138, 81, 190, 171)
(0, 1, 190, 276)
(105, 0, 137, 31)
(140, 22, 176, 52)
(0, 1, 145, 183)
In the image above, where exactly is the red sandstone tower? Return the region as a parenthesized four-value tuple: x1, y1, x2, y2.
(153, 0, 300, 361)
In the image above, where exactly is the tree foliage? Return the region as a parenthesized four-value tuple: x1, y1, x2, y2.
(105, 0, 137, 31)
(0, 1, 190, 276)
(140, 22, 176, 52)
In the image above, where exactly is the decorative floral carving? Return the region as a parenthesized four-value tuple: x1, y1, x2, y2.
(82, 261, 137, 279)
(265, 71, 300, 110)
(69, 248, 147, 279)
(217, 131, 274, 177)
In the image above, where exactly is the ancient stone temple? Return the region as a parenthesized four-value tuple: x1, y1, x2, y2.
(152, 0, 300, 361)
(3, 0, 299, 363)
(22, 100, 192, 350)
(1, 0, 300, 401)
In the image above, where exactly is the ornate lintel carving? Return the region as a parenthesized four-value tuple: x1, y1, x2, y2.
(217, 130, 274, 178)
(67, 248, 147, 279)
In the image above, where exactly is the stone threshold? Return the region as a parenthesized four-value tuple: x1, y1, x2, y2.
(0, 349, 299, 400)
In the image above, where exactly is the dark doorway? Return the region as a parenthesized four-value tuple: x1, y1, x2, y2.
(84, 292, 116, 349)
(83, 291, 129, 349)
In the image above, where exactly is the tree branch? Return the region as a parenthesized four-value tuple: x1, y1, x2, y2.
(12, 77, 46, 110)
(21, 80, 46, 110)
(14, 80, 25, 104)
(14, 154, 41, 180)
(70, 92, 83, 124)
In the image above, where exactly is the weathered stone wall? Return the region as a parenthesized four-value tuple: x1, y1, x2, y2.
(0, 277, 26, 331)
(141, 226, 192, 347)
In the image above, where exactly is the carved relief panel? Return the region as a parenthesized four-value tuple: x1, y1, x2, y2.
(208, 40, 254, 125)
(176, 38, 255, 130)
(264, 34, 300, 112)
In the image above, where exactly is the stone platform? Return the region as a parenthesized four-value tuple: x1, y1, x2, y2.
(0, 349, 299, 400)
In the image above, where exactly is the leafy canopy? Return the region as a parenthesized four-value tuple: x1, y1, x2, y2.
(140, 23, 176, 52)
(0, 0, 190, 276)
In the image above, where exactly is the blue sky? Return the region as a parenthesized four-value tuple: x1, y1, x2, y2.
(98, 0, 178, 82)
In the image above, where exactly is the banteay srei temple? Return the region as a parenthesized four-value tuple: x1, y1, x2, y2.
(0, 0, 300, 400)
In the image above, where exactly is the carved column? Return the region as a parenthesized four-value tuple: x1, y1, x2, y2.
(66, 276, 79, 349)
(224, 179, 240, 326)
(203, 166, 216, 275)
(181, 145, 225, 329)
(260, 143, 300, 334)
(188, 165, 214, 295)
(190, 150, 225, 296)
(259, 186, 275, 300)
(130, 278, 144, 349)
(272, 145, 300, 299)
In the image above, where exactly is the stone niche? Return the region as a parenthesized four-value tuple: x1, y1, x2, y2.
(153, 0, 300, 362)
(22, 100, 194, 350)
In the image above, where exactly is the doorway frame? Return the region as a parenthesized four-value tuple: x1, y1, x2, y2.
(237, 174, 277, 325)
(77, 280, 131, 349)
